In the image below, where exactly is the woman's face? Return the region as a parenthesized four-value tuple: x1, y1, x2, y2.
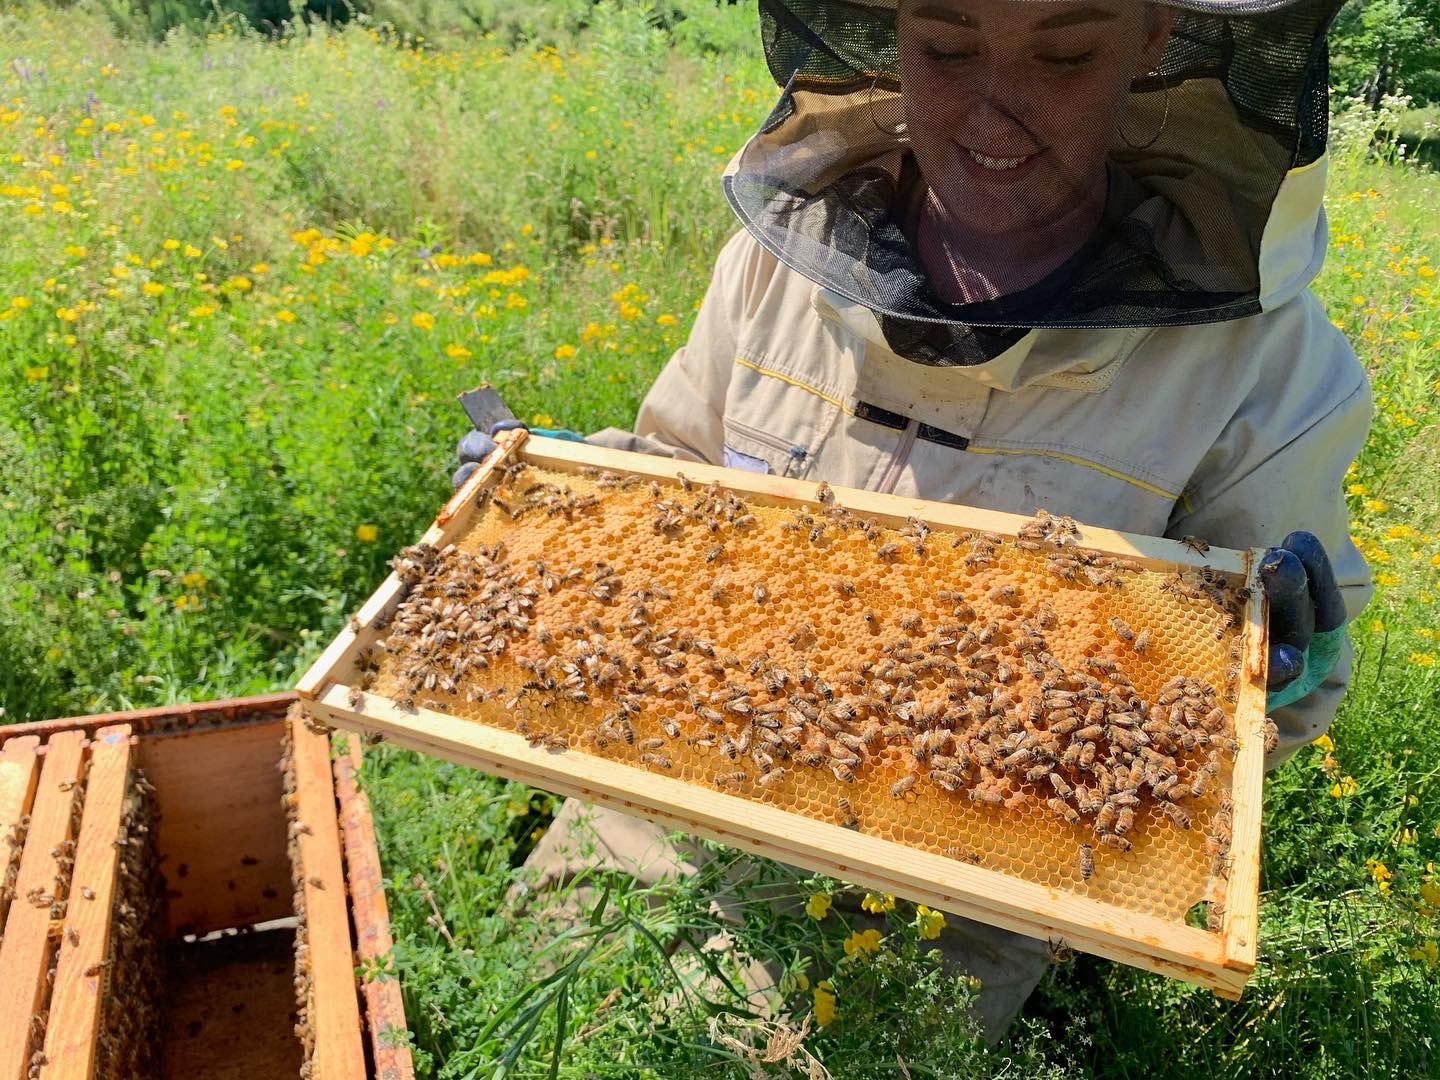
(897, 0, 1172, 242)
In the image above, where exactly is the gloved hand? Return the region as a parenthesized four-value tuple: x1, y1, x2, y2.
(452, 418, 586, 490)
(1259, 530, 1348, 711)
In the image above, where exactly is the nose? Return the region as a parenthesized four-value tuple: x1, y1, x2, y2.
(956, 66, 1038, 148)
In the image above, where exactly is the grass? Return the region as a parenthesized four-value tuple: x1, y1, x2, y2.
(1, 3, 1438, 1076)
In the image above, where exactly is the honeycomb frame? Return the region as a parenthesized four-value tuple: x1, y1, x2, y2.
(297, 431, 1268, 999)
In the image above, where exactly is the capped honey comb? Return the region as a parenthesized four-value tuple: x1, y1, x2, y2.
(299, 432, 1268, 996)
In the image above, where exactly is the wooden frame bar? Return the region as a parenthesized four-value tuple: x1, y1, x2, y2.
(297, 435, 1267, 998)
(0, 735, 42, 942)
(0, 731, 86, 1080)
(42, 725, 133, 1080)
(290, 721, 368, 1079)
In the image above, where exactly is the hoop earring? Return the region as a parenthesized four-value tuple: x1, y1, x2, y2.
(868, 73, 909, 141)
(1118, 77, 1169, 151)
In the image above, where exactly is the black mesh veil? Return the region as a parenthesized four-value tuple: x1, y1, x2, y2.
(722, 0, 1343, 365)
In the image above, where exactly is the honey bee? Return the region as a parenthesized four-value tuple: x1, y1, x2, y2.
(830, 762, 856, 783)
(756, 767, 788, 788)
(640, 752, 673, 769)
(347, 687, 365, 709)
(815, 480, 833, 504)
(889, 775, 917, 798)
(753, 580, 769, 604)
(1132, 628, 1152, 654)
(1109, 616, 1135, 642)
(876, 542, 900, 561)
(677, 472, 694, 492)
(1161, 803, 1192, 830)
(985, 584, 1018, 603)
(1078, 842, 1095, 881)
(832, 578, 857, 597)
(1098, 833, 1132, 852)
(1047, 936, 1076, 964)
(715, 770, 749, 787)
(705, 544, 725, 564)
(1047, 797, 1081, 825)
(837, 796, 860, 828)
(1178, 535, 1211, 555)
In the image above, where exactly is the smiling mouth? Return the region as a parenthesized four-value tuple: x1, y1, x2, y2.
(966, 148, 1037, 171)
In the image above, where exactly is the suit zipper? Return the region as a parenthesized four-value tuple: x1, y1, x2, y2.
(878, 418, 918, 494)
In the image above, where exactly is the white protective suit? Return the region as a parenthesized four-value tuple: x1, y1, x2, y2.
(523, 80, 1373, 1041)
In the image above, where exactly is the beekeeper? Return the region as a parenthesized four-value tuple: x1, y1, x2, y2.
(455, 0, 1371, 1038)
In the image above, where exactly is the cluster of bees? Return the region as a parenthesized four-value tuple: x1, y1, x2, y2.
(18, 766, 164, 1080)
(358, 464, 1254, 900)
(282, 726, 323, 1080)
(91, 771, 165, 1080)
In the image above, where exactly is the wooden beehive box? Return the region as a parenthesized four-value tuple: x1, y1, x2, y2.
(0, 693, 413, 1079)
(298, 431, 1269, 999)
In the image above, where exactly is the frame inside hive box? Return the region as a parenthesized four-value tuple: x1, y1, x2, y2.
(0, 693, 413, 1080)
(297, 431, 1269, 999)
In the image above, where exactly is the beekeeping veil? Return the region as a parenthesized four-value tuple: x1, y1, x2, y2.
(722, 0, 1342, 365)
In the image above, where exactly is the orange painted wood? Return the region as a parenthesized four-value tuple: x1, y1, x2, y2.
(290, 720, 367, 1079)
(333, 739, 414, 1079)
(0, 736, 42, 939)
(0, 731, 86, 1080)
(42, 725, 133, 1080)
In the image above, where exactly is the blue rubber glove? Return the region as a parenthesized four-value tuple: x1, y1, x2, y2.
(1259, 531, 1348, 711)
(452, 419, 585, 489)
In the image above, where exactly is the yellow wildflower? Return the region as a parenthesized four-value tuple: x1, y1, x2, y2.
(189, 304, 215, 318)
(182, 244, 202, 258)
(656, 313, 678, 326)
(276, 309, 296, 323)
(1408, 941, 1439, 969)
(804, 893, 832, 920)
(813, 981, 836, 1027)
(162, 238, 180, 251)
(553, 343, 577, 360)
(445, 343, 472, 359)
(24, 366, 48, 382)
(916, 905, 946, 940)
(843, 928, 884, 958)
(355, 524, 379, 543)
(1311, 733, 1334, 752)
(1329, 775, 1357, 798)
(1408, 652, 1436, 667)
(180, 571, 207, 590)
(142, 281, 166, 297)
(411, 312, 435, 331)
(1420, 882, 1440, 909)
(861, 892, 895, 914)
(55, 307, 79, 322)
(10, 296, 31, 309)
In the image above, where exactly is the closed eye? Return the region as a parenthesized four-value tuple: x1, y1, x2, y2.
(1040, 51, 1095, 67)
(922, 46, 978, 64)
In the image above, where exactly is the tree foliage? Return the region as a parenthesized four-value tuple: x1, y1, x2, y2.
(1329, 0, 1440, 107)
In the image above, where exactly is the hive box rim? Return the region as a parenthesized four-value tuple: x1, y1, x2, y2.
(1, 691, 415, 1079)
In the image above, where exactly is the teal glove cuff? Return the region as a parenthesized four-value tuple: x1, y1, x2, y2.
(1266, 625, 1347, 712)
(529, 427, 586, 442)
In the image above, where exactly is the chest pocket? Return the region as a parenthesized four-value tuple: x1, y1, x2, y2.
(720, 356, 841, 478)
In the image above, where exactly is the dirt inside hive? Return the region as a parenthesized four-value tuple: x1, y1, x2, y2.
(358, 463, 1252, 924)
(160, 926, 303, 1080)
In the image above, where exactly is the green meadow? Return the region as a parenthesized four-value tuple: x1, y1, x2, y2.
(1, 2, 1437, 1075)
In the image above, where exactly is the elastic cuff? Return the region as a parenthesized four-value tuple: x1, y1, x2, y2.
(530, 427, 587, 442)
(1266, 625, 1347, 711)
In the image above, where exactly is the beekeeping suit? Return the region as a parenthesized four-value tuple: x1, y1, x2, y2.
(518, 0, 1372, 1039)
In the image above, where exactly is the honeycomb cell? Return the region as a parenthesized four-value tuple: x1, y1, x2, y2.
(365, 467, 1251, 926)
